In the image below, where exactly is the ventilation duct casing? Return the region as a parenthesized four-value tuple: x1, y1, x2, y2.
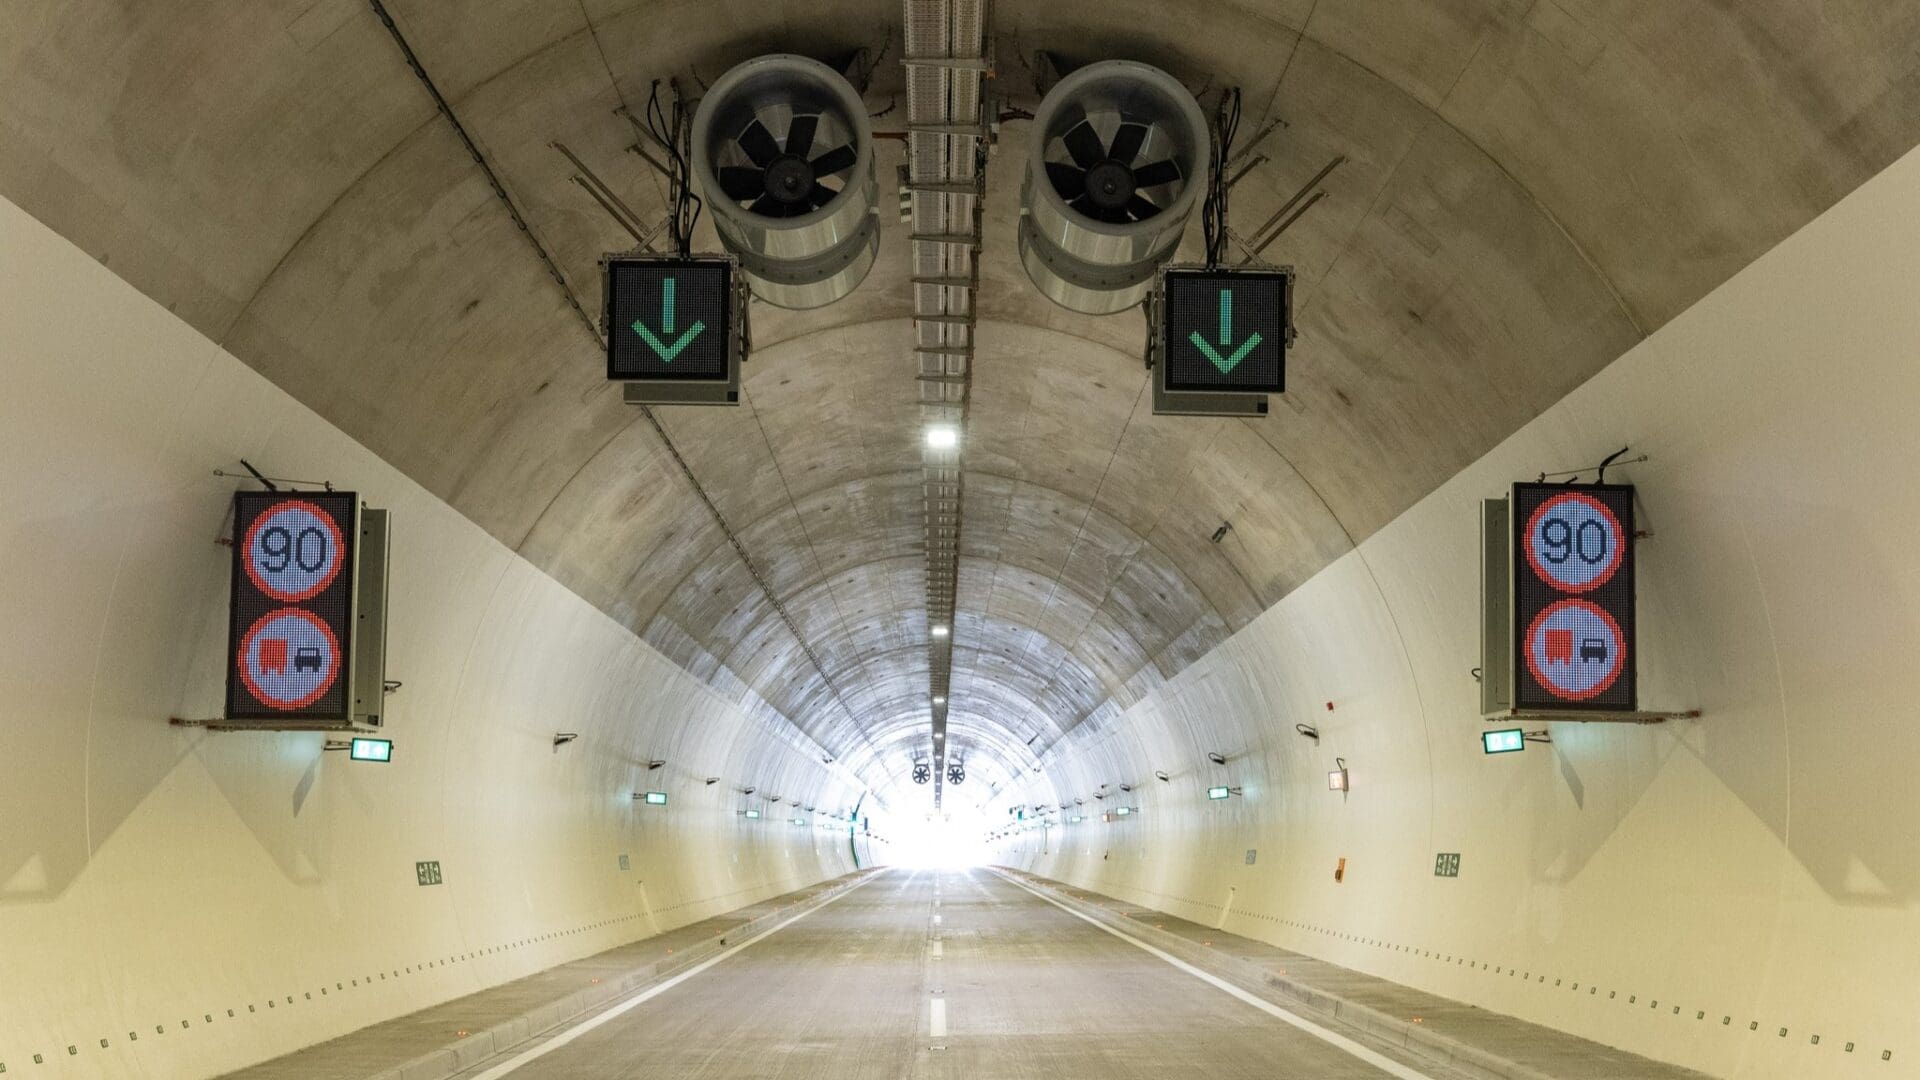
(692, 54, 880, 309)
(1018, 60, 1208, 314)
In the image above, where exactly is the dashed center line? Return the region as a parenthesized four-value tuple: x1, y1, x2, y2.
(929, 997, 948, 1037)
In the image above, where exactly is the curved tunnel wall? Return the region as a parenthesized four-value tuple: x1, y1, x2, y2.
(0, 195, 879, 1079)
(997, 145, 1920, 1079)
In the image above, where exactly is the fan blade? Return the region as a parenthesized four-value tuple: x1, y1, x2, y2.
(1124, 193, 1162, 221)
(809, 144, 858, 177)
(1133, 159, 1181, 187)
(737, 119, 781, 166)
(1097, 204, 1130, 224)
(1067, 194, 1098, 218)
(1062, 121, 1105, 169)
(1045, 162, 1087, 196)
(1108, 122, 1148, 164)
(749, 193, 781, 215)
(717, 166, 765, 201)
(804, 182, 837, 211)
(786, 114, 819, 159)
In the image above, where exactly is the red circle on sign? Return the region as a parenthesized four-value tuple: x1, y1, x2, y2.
(243, 499, 346, 602)
(1523, 492, 1625, 594)
(237, 608, 341, 710)
(1523, 599, 1626, 702)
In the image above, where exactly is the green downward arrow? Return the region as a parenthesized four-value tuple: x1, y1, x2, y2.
(1187, 288, 1263, 374)
(631, 277, 707, 362)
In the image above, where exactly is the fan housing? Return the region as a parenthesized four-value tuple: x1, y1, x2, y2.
(1018, 61, 1209, 314)
(692, 55, 879, 309)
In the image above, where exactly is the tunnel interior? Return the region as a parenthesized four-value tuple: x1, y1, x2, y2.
(3, 1, 1920, 1078)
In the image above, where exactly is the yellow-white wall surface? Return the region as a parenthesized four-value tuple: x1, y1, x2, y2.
(0, 194, 878, 1079)
(998, 144, 1920, 1077)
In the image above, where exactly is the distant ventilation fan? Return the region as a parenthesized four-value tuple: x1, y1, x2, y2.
(1043, 119, 1182, 224)
(912, 762, 931, 784)
(712, 112, 861, 218)
(947, 763, 966, 785)
(692, 54, 879, 308)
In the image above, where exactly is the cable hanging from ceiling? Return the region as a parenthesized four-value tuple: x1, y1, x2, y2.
(644, 79, 703, 257)
(1201, 87, 1242, 268)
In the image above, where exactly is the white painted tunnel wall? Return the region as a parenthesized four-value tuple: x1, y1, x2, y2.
(999, 145, 1920, 1078)
(0, 194, 881, 1079)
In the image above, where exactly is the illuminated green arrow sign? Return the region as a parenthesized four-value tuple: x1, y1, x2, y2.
(631, 277, 706, 362)
(1187, 289, 1263, 374)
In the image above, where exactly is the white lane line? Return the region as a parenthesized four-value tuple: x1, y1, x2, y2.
(993, 871, 1438, 1080)
(932, 914, 942, 924)
(929, 997, 948, 1037)
(464, 872, 885, 1079)
(930, 939, 943, 958)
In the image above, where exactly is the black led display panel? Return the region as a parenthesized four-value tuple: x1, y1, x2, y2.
(606, 258, 732, 381)
(1511, 483, 1636, 712)
(226, 491, 357, 721)
(1161, 268, 1290, 394)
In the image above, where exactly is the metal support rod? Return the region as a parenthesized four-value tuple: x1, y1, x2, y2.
(1249, 190, 1328, 258)
(1246, 155, 1345, 251)
(624, 141, 675, 183)
(214, 466, 337, 491)
(570, 177, 648, 247)
(552, 140, 653, 243)
(1225, 154, 1268, 191)
(1226, 117, 1286, 169)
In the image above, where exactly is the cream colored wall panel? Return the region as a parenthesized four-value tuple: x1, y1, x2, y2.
(1005, 143, 1920, 1078)
(0, 194, 874, 1079)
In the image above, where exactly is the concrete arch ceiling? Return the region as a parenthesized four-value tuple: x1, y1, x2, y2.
(4, 0, 1916, 810)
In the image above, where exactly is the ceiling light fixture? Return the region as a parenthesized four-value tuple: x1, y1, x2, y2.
(925, 425, 959, 449)
(931, 625, 950, 638)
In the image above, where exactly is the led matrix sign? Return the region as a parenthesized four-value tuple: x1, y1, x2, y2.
(1511, 483, 1636, 711)
(1161, 268, 1291, 394)
(226, 491, 357, 721)
(605, 257, 733, 382)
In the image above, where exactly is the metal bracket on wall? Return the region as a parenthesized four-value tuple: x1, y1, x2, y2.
(1489, 709, 1701, 725)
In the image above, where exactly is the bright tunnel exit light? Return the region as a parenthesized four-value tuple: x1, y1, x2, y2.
(925, 425, 959, 449)
(349, 738, 393, 763)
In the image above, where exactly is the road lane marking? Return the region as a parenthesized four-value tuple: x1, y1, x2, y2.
(930, 939, 943, 958)
(463, 871, 886, 1078)
(992, 870, 1438, 1080)
(929, 998, 948, 1037)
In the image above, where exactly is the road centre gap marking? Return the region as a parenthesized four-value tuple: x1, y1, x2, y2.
(929, 997, 948, 1037)
(991, 870, 1438, 1080)
(465, 871, 886, 1078)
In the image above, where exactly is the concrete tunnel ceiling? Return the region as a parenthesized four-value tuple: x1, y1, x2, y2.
(4, 0, 1917, 812)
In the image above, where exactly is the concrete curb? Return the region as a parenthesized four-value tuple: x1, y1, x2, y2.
(999, 869, 1559, 1080)
(360, 871, 878, 1080)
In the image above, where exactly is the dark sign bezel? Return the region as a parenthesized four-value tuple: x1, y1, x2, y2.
(1160, 267, 1292, 395)
(603, 255, 736, 384)
(225, 490, 358, 722)
(1510, 482, 1636, 712)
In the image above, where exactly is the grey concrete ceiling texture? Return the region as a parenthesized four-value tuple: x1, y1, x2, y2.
(4, 1, 1916, 811)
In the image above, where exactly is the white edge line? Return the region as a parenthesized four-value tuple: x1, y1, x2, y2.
(992, 870, 1438, 1080)
(464, 871, 886, 1079)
